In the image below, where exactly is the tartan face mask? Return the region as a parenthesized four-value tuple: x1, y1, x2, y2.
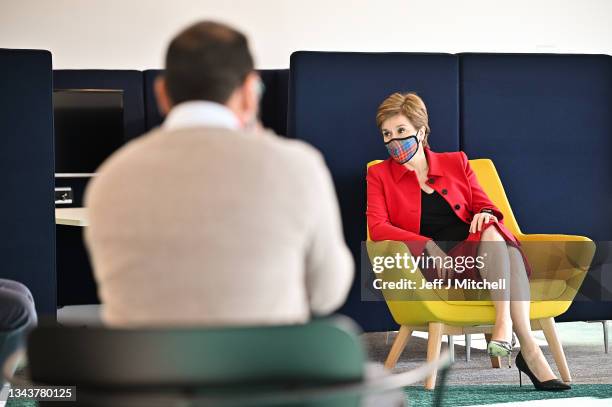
(385, 134, 419, 164)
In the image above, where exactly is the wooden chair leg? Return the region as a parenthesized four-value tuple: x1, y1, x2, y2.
(425, 322, 444, 390)
(484, 333, 501, 368)
(384, 325, 412, 370)
(539, 317, 571, 383)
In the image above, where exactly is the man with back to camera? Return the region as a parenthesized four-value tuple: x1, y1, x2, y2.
(84, 21, 354, 327)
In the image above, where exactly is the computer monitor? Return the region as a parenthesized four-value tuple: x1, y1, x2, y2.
(53, 89, 124, 174)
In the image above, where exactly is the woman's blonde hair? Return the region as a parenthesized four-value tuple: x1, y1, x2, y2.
(376, 92, 431, 147)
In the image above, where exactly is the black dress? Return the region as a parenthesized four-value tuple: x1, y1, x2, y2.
(419, 189, 470, 253)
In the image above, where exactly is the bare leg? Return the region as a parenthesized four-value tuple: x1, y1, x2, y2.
(507, 246, 557, 381)
(478, 226, 512, 342)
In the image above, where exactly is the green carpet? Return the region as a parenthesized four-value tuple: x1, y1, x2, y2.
(404, 384, 612, 406)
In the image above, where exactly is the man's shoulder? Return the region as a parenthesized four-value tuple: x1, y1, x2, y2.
(226, 128, 326, 169)
(93, 126, 327, 183)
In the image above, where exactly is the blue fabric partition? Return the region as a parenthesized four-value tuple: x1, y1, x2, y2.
(0, 49, 56, 316)
(53, 70, 145, 142)
(143, 69, 163, 130)
(53, 70, 145, 307)
(288, 51, 460, 332)
(259, 69, 290, 136)
(459, 53, 612, 321)
(143, 69, 290, 135)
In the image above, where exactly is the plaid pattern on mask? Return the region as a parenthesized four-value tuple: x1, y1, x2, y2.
(385, 136, 419, 164)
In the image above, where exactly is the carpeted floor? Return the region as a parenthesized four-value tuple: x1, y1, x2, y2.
(362, 321, 612, 405)
(362, 321, 612, 385)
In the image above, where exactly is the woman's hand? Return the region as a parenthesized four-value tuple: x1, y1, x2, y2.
(469, 212, 498, 234)
(425, 241, 454, 280)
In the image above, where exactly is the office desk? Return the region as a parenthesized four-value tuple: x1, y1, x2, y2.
(55, 207, 88, 227)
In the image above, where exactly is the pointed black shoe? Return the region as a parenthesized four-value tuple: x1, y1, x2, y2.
(515, 351, 571, 391)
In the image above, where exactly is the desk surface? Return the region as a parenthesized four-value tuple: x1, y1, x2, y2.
(55, 207, 88, 227)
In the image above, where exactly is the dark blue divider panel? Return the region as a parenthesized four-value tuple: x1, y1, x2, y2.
(460, 53, 612, 322)
(53, 70, 145, 142)
(0, 49, 56, 316)
(259, 69, 290, 136)
(460, 53, 612, 240)
(144, 69, 290, 135)
(288, 51, 460, 332)
(143, 70, 163, 130)
(53, 70, 145, 307)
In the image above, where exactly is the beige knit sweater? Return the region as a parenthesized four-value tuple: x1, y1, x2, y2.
(84, 126, 354, 327)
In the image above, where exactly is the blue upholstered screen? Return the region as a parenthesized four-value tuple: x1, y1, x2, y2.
(259, 69, 290, 136)
(460, 53, 612, 240)
(143, 69, 290, 136)
(460, 53, 612, 322)
(143, 70, 163, 130)
(288, 51, 460, 332)
(53, 70, 145, 142)
(0, 49, 56, 316)
(53, 70, 146, 307)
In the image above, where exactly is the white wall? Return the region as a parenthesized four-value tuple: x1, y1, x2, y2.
(1, 0, 611, 70)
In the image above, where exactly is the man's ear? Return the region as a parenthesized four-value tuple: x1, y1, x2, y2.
(241, 72, 260, 112)
(154, 76, 172, 116)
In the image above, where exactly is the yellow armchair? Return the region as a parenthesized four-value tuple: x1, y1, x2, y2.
(366, 159, 596, 390)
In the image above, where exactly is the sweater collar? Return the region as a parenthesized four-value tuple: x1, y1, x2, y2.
(163, 101, 241, 131)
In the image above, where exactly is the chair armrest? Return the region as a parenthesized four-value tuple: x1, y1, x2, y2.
(516, 233, 596, 303)
(517, 233, 593, 243)
(6, 349, 452, 405)
(517, 233, 596, 273)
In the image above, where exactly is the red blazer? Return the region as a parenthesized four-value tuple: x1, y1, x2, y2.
(366, 147, 519, 256)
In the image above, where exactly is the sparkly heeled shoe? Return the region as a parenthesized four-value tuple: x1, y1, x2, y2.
(487, 333, 517, 367)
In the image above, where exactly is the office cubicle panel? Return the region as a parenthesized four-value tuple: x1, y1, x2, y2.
(459, 53, 612, 321)
(143, 70, 164, 130)
(52, 70, 146, 307)
(53, 70, 146, 143)
(143, 69, 290, 136)
(288, 51, 460, 332)
(0, 49, 56, 316)
(259, 69, 290, 136)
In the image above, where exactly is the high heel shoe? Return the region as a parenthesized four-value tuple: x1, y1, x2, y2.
(515, 351, 571, 391)
(487, 333, 516, 367)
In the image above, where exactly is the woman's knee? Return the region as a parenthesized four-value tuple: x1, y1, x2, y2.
(480, 225, 505, 242)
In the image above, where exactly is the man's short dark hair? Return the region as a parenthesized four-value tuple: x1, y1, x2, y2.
(164, 21, 254, 105)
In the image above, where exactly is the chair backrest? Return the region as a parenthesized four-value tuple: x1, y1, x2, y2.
(467, 159, 522, 236)
(366, 158, 522, 237)
(27, 316, 365, 389)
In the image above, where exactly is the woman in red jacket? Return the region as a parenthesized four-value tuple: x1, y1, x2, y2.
(367, 92, 569, 391)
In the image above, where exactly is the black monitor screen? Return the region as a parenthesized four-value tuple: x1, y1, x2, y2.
(53, 89, 124, 173)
